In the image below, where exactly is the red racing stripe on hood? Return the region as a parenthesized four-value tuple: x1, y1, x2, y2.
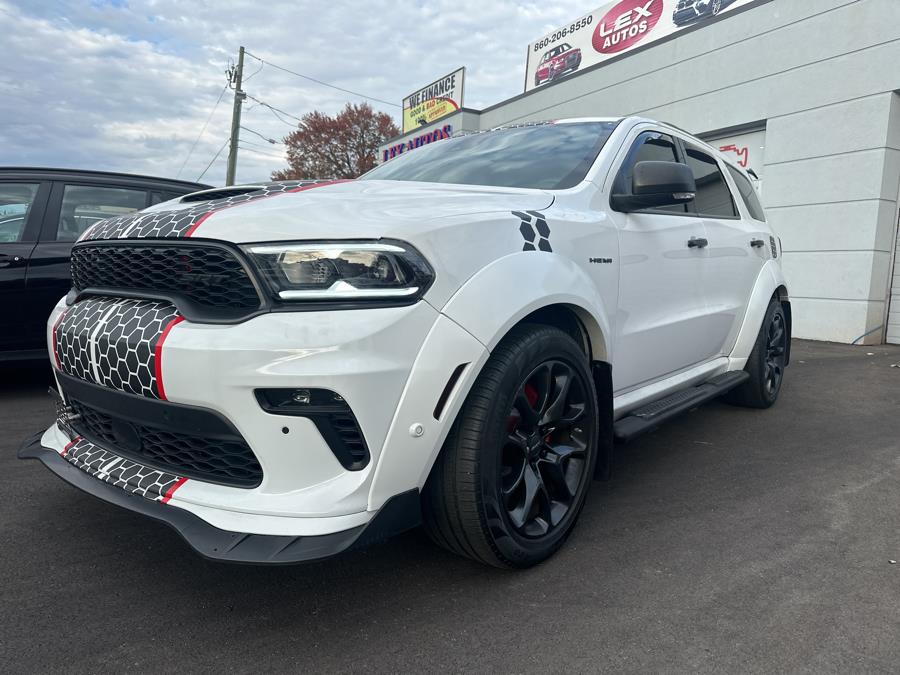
(185, 179, 353, 238)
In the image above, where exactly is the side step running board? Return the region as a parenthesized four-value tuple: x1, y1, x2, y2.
(613, 371, 750, 443)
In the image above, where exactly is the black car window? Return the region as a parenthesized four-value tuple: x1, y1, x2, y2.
(619, 132, 687, 214)
(726, 165, 766, 221)
(0, 183, 40, 242)
(57, 185, 148, 241)
(363, 121, 619, 190)
(684, 146, 737, 218)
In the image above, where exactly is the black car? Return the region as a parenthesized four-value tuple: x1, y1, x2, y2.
(0, 168, 209, 362)
(673, 0, 738, 25)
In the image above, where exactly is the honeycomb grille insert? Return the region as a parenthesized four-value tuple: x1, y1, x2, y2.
(71, 244, 261, 312)
(68, 399, 263, 488)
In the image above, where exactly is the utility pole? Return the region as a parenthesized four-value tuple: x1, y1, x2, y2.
(225, 46, 246, 186)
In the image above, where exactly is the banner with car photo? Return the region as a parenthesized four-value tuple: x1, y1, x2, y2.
(525, 0, 764, 92)
(402, 68, 465, 134)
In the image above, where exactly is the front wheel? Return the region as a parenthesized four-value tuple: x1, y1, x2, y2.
(422, 325, 599, 568)
(725, 298, 788, 409)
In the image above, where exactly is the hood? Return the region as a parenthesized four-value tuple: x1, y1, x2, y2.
(79, 179, 555, 244)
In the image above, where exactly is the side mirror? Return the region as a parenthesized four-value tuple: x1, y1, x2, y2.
(611, 161, 696, 212)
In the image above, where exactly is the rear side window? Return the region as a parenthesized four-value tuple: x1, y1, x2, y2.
(57, 185, 148, 241)
(619, 132, 686, 214)
(684, 146, 737, 218)
(726, 165, 766, 221)
(0, 183, 40, 242)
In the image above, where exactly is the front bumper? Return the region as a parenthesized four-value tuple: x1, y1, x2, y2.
(37, 296, 488, 553)
(19, 431, 420, 564)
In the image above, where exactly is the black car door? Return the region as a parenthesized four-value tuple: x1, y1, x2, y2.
(25, 181, 150, 352)
(0, 181, 50, 356)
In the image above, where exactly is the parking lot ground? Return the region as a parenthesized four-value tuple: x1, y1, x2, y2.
(2, 340, 899, 673)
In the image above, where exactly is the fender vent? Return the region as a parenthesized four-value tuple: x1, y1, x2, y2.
(433, 363, 468, 421)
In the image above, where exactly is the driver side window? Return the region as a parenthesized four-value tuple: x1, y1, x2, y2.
(0, 183, 40, 242)
(619, 133, 687, 214)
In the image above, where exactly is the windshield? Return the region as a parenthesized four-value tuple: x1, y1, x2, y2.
(363, 121, 619, 190)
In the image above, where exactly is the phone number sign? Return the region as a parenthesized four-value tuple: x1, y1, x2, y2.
(525, 0, 764, 92)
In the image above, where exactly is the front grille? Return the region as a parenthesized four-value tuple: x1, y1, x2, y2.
(68, 399, 263, 488)
(71, 243, 262, 313)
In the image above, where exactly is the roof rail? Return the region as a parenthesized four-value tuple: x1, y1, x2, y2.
(659, 120, 694, 136)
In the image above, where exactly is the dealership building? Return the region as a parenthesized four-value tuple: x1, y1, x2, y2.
(379, 0, 900, 345)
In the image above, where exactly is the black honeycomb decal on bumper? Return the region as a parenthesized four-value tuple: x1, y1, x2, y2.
(513, 210, 552, 252)
(54, 298, 181, 399)
(81, 179, 345, 241)
(61, 437, 186, 503)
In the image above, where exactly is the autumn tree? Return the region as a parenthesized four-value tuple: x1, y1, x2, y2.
(271, 103, 399, 180)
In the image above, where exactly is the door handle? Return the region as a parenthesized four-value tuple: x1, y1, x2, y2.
(687, 237, 708, 249)
(750, 239, 766, 248)
(0, 254, 21, 268)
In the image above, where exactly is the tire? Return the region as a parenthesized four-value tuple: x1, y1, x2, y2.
(725, 298, 788, 409)
(422, 324, 599, 569)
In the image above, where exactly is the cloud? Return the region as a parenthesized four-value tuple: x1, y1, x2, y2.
(1, 0, 591, 185)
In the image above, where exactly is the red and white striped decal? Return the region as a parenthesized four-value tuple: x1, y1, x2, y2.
(60, 436, 80, 457)
(184, 179, 351, 238)
(160, 477, 188, 504)
(153, 315, 185, 401)
(50, 310, 67, 370)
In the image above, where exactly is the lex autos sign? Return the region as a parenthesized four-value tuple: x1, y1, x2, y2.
(525, 0, 765, 92)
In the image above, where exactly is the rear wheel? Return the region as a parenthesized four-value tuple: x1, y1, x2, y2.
(423, 325, 598, 568)
(725, 298, 788, 408)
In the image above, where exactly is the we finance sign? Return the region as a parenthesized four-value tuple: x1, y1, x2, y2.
(525, 0, 765, 92)
(402, 68, 465, 134)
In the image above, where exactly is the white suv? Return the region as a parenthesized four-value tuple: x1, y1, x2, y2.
(20, 117, 790, 568)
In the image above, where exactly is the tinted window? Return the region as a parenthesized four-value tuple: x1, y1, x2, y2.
(620, 132, 686, 214)
(726, 165, 766, 221)
(684, 147, 737, 218)
(0, 183, 40, 242)
(363, 122, 619, 190)
(58, 185, 147, 241)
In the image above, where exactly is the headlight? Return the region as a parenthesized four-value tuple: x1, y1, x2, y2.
(243, 240, 434, 302)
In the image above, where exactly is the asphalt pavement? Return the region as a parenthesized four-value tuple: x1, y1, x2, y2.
(2, 340, 899, 673)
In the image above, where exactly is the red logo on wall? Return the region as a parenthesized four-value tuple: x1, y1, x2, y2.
(592, 0, 664, 55)
(720, 144, 750, 167)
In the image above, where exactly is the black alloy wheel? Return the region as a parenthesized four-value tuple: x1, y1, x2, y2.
(764, 310, 787, 396)
(724, 298, 789, 409)
(422, 324, 599, 568)
(501, 360, 589, 538)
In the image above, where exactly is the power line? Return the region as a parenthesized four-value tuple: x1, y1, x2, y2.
(177, 83, 229, 178)
(240, 138, 281, 150)
(197, 139, 229, 182)
(245, 93, 301, 124)
(242, 59, 264, 83)
(240, 125, 281, 144)
(244, 50, 400, 108)
(238, 144, 285, 160)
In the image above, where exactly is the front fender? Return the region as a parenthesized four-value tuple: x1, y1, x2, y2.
(438, 252, 613, 359)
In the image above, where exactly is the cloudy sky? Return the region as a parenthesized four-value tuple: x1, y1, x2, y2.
(0, 0, 592, 186)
